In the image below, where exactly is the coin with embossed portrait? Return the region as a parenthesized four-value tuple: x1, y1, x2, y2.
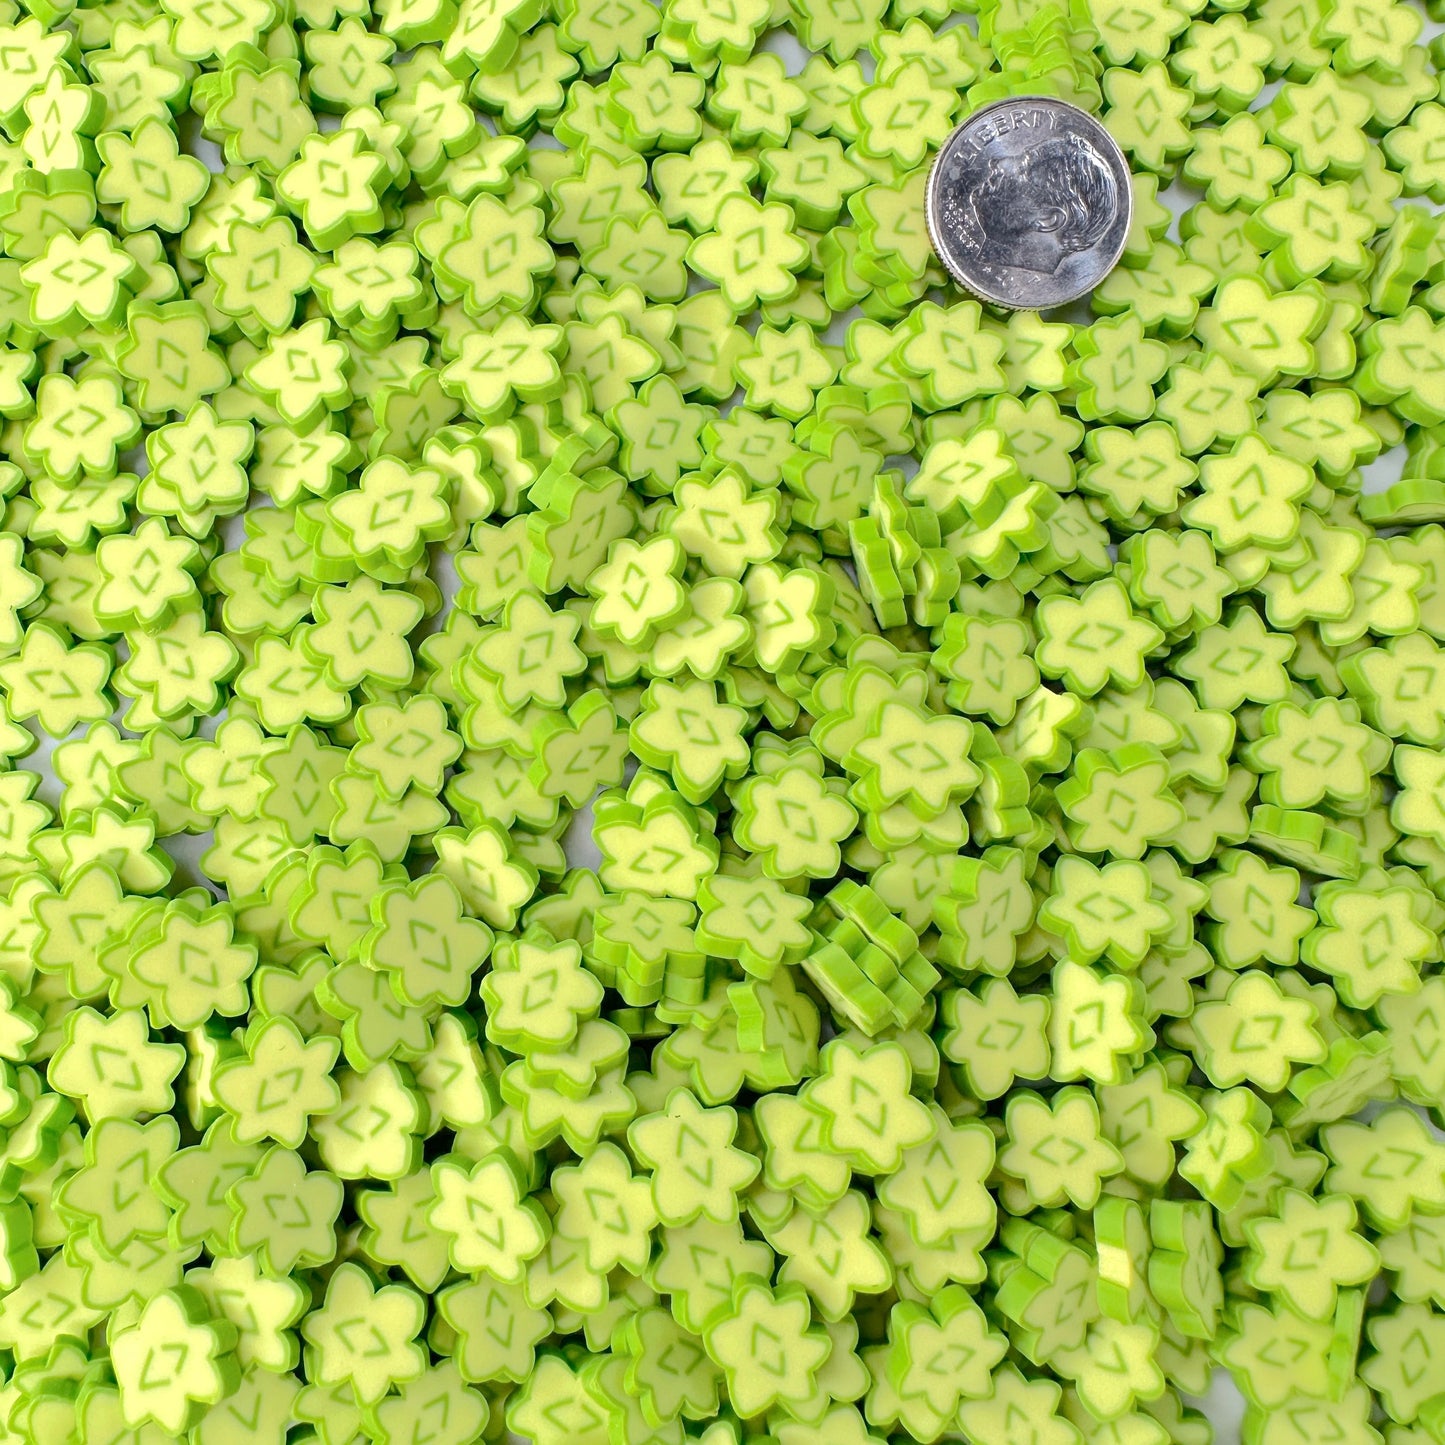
(926, 96, 1132, 310)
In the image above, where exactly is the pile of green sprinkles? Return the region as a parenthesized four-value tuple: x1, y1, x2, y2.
(1, 0, 1445, 1438)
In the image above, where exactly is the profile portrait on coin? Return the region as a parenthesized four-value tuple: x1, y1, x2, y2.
(927, 97, 1132, 309)
(950, 131, 1118, 277)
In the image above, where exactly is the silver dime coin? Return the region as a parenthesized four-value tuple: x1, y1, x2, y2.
(926, 96, 1133, 311)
